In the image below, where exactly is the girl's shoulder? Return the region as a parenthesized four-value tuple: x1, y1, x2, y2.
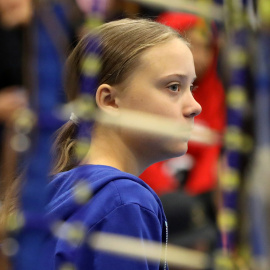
(47, 164, 164, 223)
(111, 178, 162, 216)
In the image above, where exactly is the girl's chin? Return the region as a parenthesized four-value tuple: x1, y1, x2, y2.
(163, 140, 189, 158)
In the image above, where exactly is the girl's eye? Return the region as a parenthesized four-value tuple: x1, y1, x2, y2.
(168, 84, 180, 92)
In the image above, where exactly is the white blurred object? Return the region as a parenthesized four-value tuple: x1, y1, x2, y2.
(166, 155, 195, 175)
(90, 232, 210, 269)
(190, 123, 221, 145)
(130, 0, 223, 21)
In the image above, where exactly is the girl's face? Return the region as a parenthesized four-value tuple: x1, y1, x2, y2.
(115, 37, 202, 163)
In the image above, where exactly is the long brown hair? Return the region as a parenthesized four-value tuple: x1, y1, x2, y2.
(52, 18, 186, 174)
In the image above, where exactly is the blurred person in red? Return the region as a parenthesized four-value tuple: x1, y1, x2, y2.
(140, 12, 226, 252)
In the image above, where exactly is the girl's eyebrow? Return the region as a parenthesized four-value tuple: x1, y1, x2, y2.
(159, 74, 197, 84)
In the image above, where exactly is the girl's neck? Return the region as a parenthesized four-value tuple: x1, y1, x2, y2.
(82, 127, 143, 176)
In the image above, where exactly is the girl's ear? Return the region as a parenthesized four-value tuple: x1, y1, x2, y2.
(95, 84, 119, 112)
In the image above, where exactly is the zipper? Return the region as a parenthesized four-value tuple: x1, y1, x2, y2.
(164, 221, 168, 270)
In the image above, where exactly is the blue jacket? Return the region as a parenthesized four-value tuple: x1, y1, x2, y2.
(45, 164, 169, 270)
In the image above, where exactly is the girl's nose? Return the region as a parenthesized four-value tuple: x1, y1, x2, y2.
(184, 93, 202, 118)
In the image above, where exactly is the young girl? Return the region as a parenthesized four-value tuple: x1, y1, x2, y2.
(6, 18, 201, 269)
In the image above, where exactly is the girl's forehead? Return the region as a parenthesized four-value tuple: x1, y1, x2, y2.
(141, 38, 191, 63)
(137, 38, 195, 78)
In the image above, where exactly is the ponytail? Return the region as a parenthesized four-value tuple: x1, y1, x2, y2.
(51, 120, 80, 175)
